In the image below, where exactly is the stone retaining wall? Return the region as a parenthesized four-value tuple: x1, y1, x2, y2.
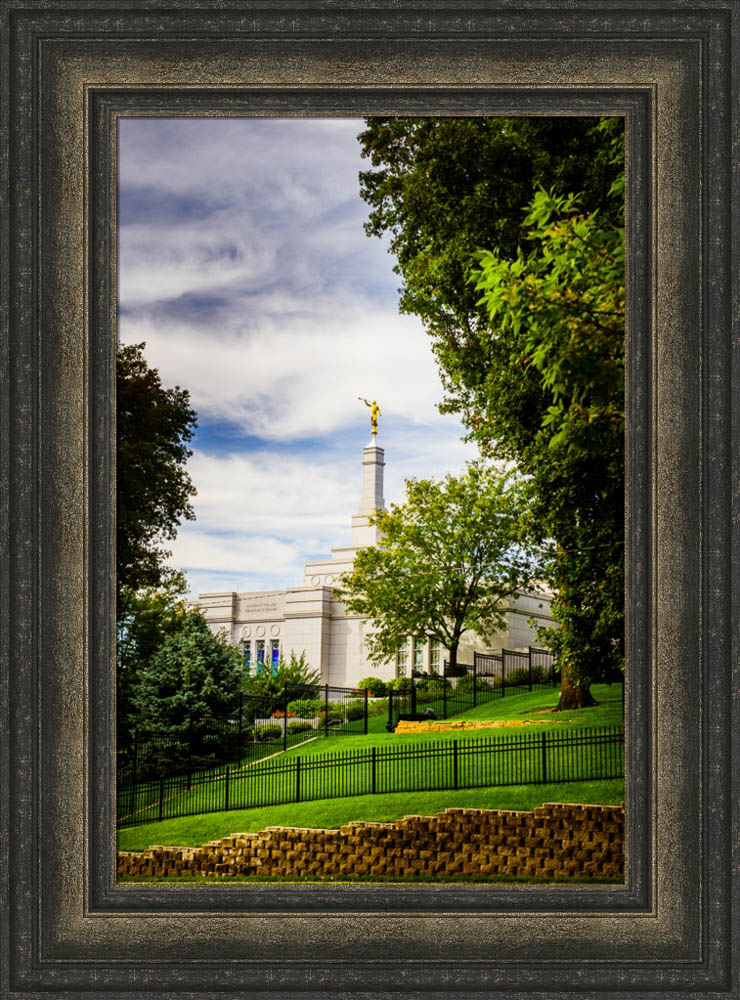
(118, 802, 624, 881)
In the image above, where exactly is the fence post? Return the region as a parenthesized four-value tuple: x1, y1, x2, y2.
(364, 688, 369, 734)
(541, 731, 547, 784)
(411, 679, 417, 715)
(473, 661, 478, 707)
(453, 739, 458, 790)
(371, 746, 377, 794)
(129, 731, 138, 819)
(224, 766, 230, 812)
(443, 666, 448, 719)
(158, 775, 164, 822)
(238, 692, 243, 750)
(295, 757, 301, 803)
(528, 648, 533, 691)
(283, 691, 288, 752)
(502, 653, 506, 697)
(324, 683, 329, 737)
(187, 714, 193, 791)
(387, 688, 393, 731)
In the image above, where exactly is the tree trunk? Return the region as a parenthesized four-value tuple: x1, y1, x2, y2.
(556, 663, 597, 711)
(448, 641, 458, 674)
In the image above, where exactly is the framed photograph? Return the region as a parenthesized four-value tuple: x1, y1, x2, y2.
(113, 113, 626, 884)
(2, 1, 737, 997)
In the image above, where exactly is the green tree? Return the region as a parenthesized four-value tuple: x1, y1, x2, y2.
(472, 182, 624, 709)
(116, 572, 189, 742)
(358, 117, 624, 709)
(358, 117, 623, 432)
(117, 341, 198, 597)
(334, 463, 540, 673)
(131, 612, 244, 740)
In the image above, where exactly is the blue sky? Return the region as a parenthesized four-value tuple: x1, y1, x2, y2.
(118, 118, 477, 596)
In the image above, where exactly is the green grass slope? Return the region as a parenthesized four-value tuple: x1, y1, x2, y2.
(117, 777, 625, 852)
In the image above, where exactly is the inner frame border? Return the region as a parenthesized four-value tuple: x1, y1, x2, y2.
(90, 86, 652, 918)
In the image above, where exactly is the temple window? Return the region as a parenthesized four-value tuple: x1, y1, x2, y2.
(430, 639, 441, 674)
(396, 639, 409, 677)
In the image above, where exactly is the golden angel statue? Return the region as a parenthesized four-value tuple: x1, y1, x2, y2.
(358, 397, 382, 436)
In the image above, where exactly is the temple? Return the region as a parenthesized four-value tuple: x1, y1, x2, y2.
(194, 439, 553, 687)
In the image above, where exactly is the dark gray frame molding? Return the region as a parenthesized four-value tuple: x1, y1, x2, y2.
(1, 2, 737, 997)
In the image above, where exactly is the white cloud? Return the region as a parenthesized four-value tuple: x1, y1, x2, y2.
(182, 449, 358, 538)
(168, 432, 479, 597)
(119, 299, 448, 439)
(119, 117, 366, 202)
(119, 221, 274, 306)
(119, 117, 480, 594)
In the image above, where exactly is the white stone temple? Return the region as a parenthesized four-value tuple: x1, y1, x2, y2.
(195, 439, 554, 688)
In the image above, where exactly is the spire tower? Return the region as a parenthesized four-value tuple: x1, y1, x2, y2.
(351, 440, 385, 547)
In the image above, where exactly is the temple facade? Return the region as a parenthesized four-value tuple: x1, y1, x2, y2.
(194, 440, 554, 688)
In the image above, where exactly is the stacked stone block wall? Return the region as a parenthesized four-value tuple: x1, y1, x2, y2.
(118, 803, 624, 881)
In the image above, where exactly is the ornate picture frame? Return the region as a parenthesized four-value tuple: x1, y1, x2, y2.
(1, 1, 737, 996)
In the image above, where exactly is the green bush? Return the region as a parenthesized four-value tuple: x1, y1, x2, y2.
(388, 676, 413, 692)
(317, 706, 345, 723)
(286, 721, 314, 735)
(356, 676, 388, 697)
(452, 674, 476, 694)
(287, 698, 323, 717)
(505, 667, 530, 687)
(254, 723, 283, 742)
(367, 697, 389, 717)
(345, 700, 366, 722)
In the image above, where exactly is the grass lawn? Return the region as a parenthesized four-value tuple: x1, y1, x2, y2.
(292, 682, 624, 760)
(117, 684, 624, 837)
(117, 777, 624, 851)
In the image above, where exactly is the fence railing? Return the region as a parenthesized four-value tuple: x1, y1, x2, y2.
(387, 646, 558, 729)
(118, 684, 371, 787)
(117, 724, 624, 829)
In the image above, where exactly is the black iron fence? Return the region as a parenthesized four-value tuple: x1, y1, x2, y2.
(117, 724, 624, 829)
(118, 684, 371, 788)
(387, 646, 558, 729)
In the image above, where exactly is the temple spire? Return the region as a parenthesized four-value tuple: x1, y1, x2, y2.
(351, 439, 385, 547)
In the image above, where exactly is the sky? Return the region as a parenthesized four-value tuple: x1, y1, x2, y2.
(118, 117, 477, 597)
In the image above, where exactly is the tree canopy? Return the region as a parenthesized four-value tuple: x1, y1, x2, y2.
(358, 117, 625, 709)
(116, 572, 190, 741)
(116, 341, 198, 597)
(358, 117, 623, 432)
(334, 463, 540, 672)
(131, 612, 244, 736)
(472, 184, 624, 706)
